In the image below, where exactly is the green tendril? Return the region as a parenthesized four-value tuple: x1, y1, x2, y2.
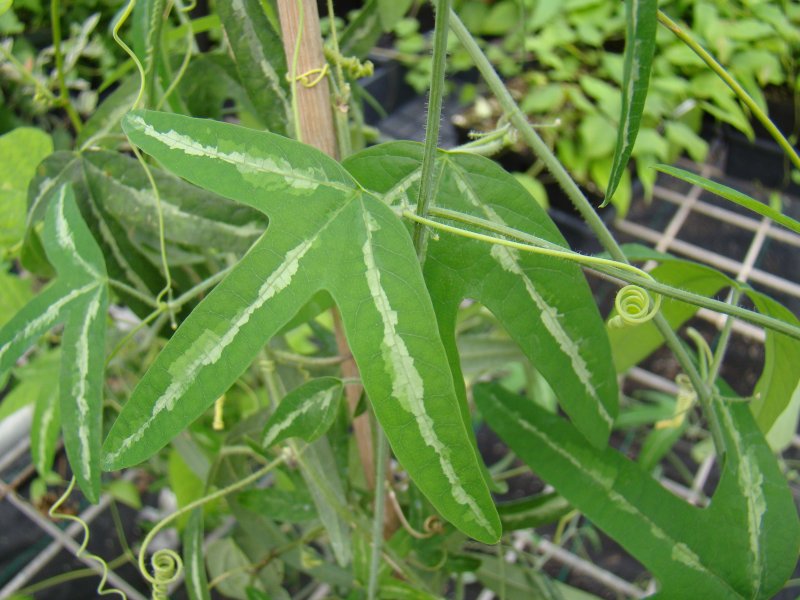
(137, 454, 287, 596)
(112, 0, 147, 110)
(608, 284, 662, 329)
(111, 0, 176, 326)
(149, 548, 182, 599)
(48, 478, 127, 599)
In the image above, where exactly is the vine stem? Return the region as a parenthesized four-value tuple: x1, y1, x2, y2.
(658, 10, 800, 172)
(412, 0, 453, 260)
(448, 11, 722, 452)
(50, 0, 83, 132)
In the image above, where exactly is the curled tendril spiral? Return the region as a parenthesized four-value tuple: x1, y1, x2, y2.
(149, 548, 183, 600)
(608, 284, 662, 329)
(49, 478, 127, 599)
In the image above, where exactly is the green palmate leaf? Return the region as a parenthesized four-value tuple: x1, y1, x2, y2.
(476, 382, 800, 599)
(655, 165, 800, 235)
(0, 185, 108, 502)
(603, 0, 657, 205)
(608, 245, 800, 436)
(0, 127, 53, 253)
(344, 142, 617, 447)
(104, 110, 500, 543)
(262, 377, 343, 448)
(217, 0, 292, 135)
(183, 509, 211, 600)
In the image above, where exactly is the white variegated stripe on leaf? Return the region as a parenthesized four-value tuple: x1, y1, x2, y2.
(125, 114, 340, 194)
(382, 169, 422, 210)
(360, 209, 496, 537)
(103, 234, 317, 465)
(54, 185, 101, 278)
(717, 404, 767, 596)
(452, 169, 611, 428)
(69, 288, 105, 478)
(262, 378, 343, 448)
(0, 282, 96, 370)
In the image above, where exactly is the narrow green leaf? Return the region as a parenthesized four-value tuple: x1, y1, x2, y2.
(603, 0, 657, 205)
(340, 0, 383, 58)
(132, 0, 166, 106)
(655, 165, 800, 235)
(218, 0, 292, 135)
(497, 491, 572, 531)
(105, 111, 500, 543)
(262, 378, 342, 448)
(299, 437, 352, 566)
(183, 509, 211, 600)
(30, 351, 61, 477)
(476, 382, 800, 599)
(344, 142, 618, 447)
(0, 184, 108, 502)
(76, 76, 139, 150)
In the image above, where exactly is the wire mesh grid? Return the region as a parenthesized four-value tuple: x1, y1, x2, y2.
(1, 146, 798, 599)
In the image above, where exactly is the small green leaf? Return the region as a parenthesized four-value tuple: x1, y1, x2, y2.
(238, 487, 317, 523)
(0, 270, 33, 328)
(476, 382, 800, 599)
(655, 165, 800, 235)
(105, 479, 142, 510)
(262, 378, 342, 448)
(603, 0, 657, 205)
(218, 0, 292, 135)
(0, 184, 108, 502)
(0, 127, 53, 253)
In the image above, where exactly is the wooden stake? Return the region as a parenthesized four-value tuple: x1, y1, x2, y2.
(276, 0, 375, 489)
(277, 0, 338, 158)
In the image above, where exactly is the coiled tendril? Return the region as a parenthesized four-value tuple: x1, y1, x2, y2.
(49, 478, 127, 599)
(149, 548, 183, 600)
(608, 284, 662, 329)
